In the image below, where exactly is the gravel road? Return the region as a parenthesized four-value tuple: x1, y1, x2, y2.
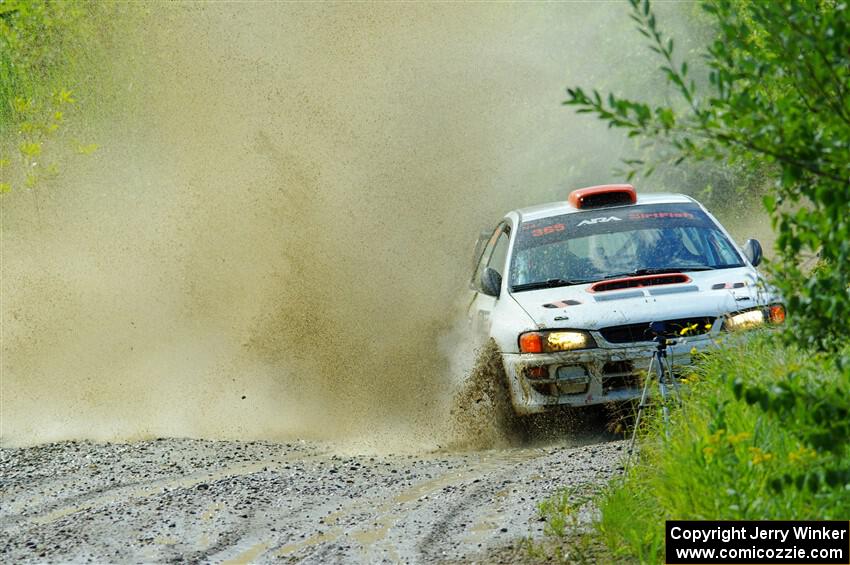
(1, 426, 625, 564)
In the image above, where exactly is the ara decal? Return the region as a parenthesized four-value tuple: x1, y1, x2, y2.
(576, 216, 621, 227)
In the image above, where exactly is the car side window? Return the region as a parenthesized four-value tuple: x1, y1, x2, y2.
(472, 223, 509, 290)
(488, 230, 510, 275)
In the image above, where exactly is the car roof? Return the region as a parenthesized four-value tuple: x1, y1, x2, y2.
(515, 192, 698, 222)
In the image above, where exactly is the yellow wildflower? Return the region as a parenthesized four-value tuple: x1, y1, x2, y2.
(728, 432, 752, 444)
(55, 89, 76, 104)
(749, 447, 774, 465)
(788, 446, 817, 465)
(19, 141, 41, 157)
(680, 373, 699, 385)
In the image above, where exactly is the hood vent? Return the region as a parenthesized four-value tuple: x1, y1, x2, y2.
(648, 285, 699, 296)
(590, 273, 691, 293)
(594, 290, 645, 302)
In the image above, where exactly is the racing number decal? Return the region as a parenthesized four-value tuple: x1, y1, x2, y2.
(530, 223, 565, 237)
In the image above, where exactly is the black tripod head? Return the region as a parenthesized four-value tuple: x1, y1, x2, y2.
(646, 321, 672, 351)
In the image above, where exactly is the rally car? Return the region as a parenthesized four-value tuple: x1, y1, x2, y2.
(467, 184, 784, 415)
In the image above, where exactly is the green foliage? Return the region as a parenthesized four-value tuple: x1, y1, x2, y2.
(565, 0, 850, 350)
(593, 335, 850, 562)
(531, 487, 614, 564)
(2, 89, 84, 193)
(0, 1, 102, 127)
(538, 489, 579, 539)
(0, 1, 115, 193)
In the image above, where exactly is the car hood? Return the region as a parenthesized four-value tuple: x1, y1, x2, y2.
(509, 268, 770, 330)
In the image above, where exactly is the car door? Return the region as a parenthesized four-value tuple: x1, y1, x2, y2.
(468, 222, 511, 342)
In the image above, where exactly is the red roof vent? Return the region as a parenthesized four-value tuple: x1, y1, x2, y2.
(569, 184, 637, 209)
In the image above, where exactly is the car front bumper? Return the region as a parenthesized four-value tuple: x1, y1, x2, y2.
(501, 336, 717, 415)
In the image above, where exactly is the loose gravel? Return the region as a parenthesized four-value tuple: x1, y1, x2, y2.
(1, 434, 625, 563)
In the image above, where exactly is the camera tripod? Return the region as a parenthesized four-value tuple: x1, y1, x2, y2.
(624, 322, 683, 472)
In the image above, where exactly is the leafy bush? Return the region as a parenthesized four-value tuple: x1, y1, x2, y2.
(0, 1, 118, 193)
(0, 2, 105, 127)
(565, 0, 850, 350)
(594, 334, 850, 562)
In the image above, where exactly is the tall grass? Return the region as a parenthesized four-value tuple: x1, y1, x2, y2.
(533, 333, 850, 563)
(594, 333, 850, 562)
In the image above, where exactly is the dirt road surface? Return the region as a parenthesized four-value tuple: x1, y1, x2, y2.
(1, 425, 624, 564)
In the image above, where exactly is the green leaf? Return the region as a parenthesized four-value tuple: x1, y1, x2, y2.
(19, 141, 41, 157)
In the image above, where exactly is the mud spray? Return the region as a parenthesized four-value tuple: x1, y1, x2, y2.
(1, 4, 763, 452)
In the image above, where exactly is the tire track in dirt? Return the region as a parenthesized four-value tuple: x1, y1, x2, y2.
(1, 435, 625, 563)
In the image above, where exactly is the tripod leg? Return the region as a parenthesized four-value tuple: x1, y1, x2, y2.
(626, 354, 656, 471)
(667, 350, 684, 407)
(657, 356, 671, 440)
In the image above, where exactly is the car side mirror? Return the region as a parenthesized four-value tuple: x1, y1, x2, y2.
(743, 238, 763, 267)
(480, 267, 502, 297)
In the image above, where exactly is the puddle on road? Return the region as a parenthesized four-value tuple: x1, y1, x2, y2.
(222, 541, 271, 565)
(352, 523, 391, 547)
(275, 528, 343, 558)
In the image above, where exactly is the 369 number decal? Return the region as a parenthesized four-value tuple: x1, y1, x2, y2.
(531, 223, 565, 237)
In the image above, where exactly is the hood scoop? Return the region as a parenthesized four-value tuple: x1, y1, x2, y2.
(590, 273, 691, 293)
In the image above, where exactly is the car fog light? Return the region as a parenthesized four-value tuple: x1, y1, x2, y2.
(524, 366, 548, 379)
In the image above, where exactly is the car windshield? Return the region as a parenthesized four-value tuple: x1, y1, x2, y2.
(510, 203, 744, 291)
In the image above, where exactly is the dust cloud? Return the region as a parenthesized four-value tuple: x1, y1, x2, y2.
(1, 4, 716, 451)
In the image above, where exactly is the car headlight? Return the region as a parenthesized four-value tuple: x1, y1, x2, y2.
(724, 304, 785, 331)
(725, 309, 765, 331)
(519, 330, 597, 353)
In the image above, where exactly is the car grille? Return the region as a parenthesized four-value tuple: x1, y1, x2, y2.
(599, 317, 716, 344)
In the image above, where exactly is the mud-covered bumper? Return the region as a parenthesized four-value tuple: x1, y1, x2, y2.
(502, 336, 717, 415)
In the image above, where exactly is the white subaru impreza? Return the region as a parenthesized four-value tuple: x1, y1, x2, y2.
(467, 184, 784, 415)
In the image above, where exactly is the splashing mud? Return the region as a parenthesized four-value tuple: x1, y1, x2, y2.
(448, 340, 522, 449)
(0, 3, 734, 451)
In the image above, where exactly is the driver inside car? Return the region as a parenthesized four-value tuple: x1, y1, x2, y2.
(640, 229, 706, 268)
